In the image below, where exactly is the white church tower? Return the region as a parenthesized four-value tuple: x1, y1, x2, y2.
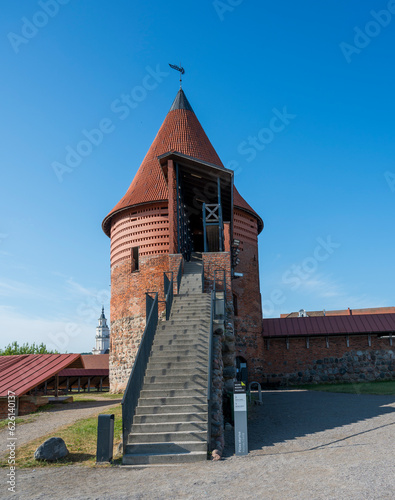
(92, 307, 110, 355)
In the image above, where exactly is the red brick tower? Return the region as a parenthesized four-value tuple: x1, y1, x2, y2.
(102, 89, 263, 391)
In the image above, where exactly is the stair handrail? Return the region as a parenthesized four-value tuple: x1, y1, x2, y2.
(121, 291, 158, 454)
(201, 259, 205, 293)
(176, 259, 182, 294)
(207, 289, 214, 452)
(164, 271, 174, 320)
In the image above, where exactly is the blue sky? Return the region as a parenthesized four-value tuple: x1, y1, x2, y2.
(1, 0, 394, 353)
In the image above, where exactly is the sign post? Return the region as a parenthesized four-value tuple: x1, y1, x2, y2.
(233, 382, 248, 456)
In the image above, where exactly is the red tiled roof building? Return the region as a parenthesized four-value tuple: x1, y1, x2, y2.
(102, 89, 263, 391)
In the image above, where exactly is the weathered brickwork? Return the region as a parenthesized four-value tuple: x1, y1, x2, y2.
(260, 335, 395, 386)
(110, 253, 180, 392)
(232, 208, 262, 380)
(202, 252, 232, 301)
(0, 396, 47, 419)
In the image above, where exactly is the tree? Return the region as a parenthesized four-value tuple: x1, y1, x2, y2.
(0, 341, 59, 355)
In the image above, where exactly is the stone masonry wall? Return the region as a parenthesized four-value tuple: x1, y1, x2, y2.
(261, 335, 395, 386)
(210, 322, 225, 456)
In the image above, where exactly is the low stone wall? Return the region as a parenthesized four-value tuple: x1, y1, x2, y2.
(209, 299, 237, 458)
(0, 395, 48, 419)
(260, 335, 395, 386)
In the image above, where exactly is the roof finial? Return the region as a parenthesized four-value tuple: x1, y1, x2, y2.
(168, 63, 185, 89)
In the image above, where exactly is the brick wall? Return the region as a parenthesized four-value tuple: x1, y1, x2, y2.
(202, 252, 232, 302)
(232, 208, 262, 380)
(110, 253, 179, 392)
(0, 396, 48, 419)
(260, 335, 395, 385)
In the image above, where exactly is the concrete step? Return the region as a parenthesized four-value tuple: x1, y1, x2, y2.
(179, 285, 203, 292)
(153, 339, 207, 347)
(158, 320, 210, 329)
(146, 361, 207, 371)
(155, 326, 210, 339)
(122, 450, 207, 465)
(177, 292, 208, 298)
(172, 298, 209, 306)
(148, 353, 207, 362)
(145, 368, 208, 377)
(144, 375, 207, 385)
(169, 312, 209, 318)
(135, 403, 208, 415)
(125, 441, 207, 454)
(154, 328, 209, 336)
(153, 338, 208, 345)
(133, 412, 207, 424)
(140, 388, 206, 398)
(150, 348, 208, 358)
(141, 381, 206, 391)
(131, 421, 207, 434)
(138, 396, 207, 406)
(152, 340, 209, 348)
(168, 315, 209, 322)
(153, 337, 209, 346)
(128, 431, 207, 444)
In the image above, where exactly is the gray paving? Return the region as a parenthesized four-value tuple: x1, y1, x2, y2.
(6, 389, 395, 499)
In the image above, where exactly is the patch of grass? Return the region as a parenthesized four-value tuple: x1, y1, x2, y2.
(0, 404, 123, 469)
(0, 417, 29, 430)
(298, 380, 395, 395)
(70, 393, 123, 401)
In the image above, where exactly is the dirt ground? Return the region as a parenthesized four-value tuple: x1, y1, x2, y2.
(2, 390, 395, 499)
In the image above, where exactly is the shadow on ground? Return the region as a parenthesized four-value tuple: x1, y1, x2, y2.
(223, 390, 395, 457)
(43, 400, 122, 413)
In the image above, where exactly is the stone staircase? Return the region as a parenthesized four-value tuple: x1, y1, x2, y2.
(122, 259, 212, 465)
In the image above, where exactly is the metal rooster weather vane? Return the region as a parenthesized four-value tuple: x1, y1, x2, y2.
(169, 63, 185, 88)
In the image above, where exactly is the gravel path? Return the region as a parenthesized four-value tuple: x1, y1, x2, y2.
(2, 390, 395, 499)
(0, 398, 122, 460)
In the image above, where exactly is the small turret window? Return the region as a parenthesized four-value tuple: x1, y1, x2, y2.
(233, 293, 238, 316)
(131, 247, 139, 272)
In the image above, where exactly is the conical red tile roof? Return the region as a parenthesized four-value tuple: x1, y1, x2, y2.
(102, 89, 262, 236)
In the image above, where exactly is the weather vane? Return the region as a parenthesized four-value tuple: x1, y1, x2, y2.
(169, 63, 185, 88)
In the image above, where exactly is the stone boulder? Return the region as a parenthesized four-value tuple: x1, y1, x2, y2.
(34, 437, 69, 461)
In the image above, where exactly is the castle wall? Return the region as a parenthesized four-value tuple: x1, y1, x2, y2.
(260, 335, 395, 386)
(232, 208, 263, 380)
(110, 202, 169, 266)
(109, 200, 180, 392)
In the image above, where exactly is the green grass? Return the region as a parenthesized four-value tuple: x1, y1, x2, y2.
(70, 392, 123, 401)
(0, 417, 29, 430)
(0, 404, 123, 469)
(299, 380, 395, 395)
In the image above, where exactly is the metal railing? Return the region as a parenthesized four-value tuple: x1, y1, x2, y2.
(164, 272, 174, 320)
(207, 289, 214, 450)
(121, 292, 158, 454)
(201, 259, 205, 293)
(176, 259, 182, 294)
